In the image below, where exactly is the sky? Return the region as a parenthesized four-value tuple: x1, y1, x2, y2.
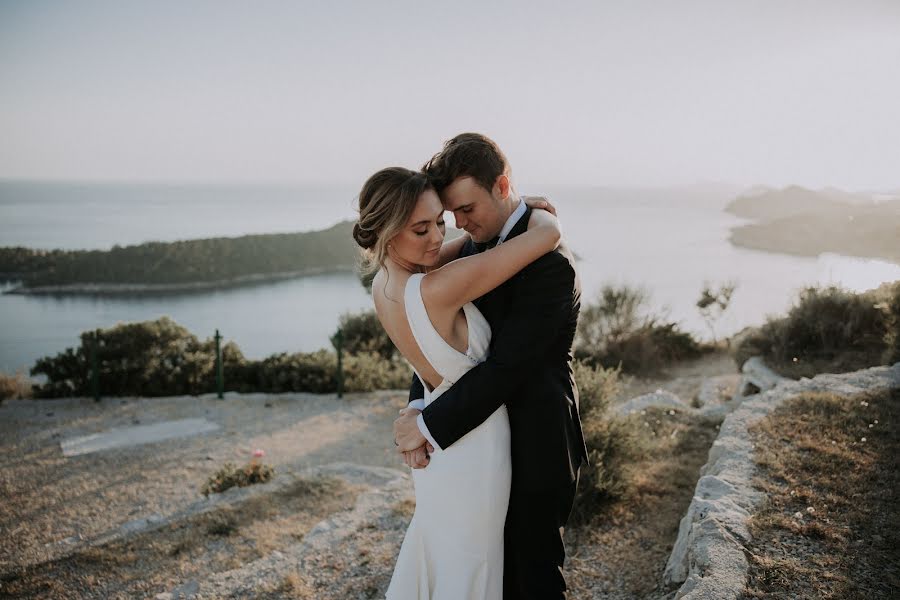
(1, 0, 899, 190)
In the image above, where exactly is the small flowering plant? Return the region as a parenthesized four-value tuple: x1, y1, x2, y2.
(201, 448, 274, 497)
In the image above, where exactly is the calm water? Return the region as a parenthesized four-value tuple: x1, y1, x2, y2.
(2, 180, 899, 373)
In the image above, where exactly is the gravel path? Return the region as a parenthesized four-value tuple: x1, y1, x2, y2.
(0, 390, 407, 577)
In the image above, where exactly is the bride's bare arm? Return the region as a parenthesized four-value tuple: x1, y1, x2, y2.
(421, 209, 561, 311)
(431, 198, 554, 270)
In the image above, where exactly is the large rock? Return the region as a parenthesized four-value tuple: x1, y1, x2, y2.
(737, 356, 787, 397)
(664, 360, 900, 599)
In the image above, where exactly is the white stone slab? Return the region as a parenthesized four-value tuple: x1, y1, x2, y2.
(60, 418, 220, 457)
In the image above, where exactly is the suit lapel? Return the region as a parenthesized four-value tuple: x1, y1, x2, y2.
(501, 205, 532, 243)
(476, 206, 533, 324)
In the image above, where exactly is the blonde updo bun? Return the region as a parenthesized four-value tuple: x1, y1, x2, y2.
(352, 222, 377, 250)
(355, 167, 433, 276)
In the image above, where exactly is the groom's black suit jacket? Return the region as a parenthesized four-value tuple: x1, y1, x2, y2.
(409, 207, 589, 492)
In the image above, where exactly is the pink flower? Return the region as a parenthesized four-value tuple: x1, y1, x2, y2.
(253, 449, 265, 458)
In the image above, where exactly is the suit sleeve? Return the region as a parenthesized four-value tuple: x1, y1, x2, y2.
(420, 250, 575, 450)
(408, 372, 425, 405)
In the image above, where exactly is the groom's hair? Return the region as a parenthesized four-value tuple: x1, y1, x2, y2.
(422, 133, 510, 194)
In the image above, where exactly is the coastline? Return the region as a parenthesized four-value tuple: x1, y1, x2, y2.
(3, 265, 357, 296)
(727, 237, 900, 266)
(728, 226, 900, 266)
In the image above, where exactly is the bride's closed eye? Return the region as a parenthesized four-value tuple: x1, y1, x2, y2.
(416, 220, 445, 236)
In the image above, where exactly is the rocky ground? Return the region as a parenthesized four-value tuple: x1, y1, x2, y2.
(0, 353, 740, 599)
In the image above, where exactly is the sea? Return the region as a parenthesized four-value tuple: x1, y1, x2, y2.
(2, 180, 899, 374)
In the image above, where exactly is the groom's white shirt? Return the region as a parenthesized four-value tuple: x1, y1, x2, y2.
(411, 197, 526, 450)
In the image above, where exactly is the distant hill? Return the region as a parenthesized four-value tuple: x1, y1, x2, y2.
(726, 186, 900, 264)
(724, 185, 887, 220)
(0, 221, 359, 293)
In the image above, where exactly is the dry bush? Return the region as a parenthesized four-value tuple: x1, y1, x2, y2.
(575, 285, 704, 375)
(0, 369, 33, 401)
(734, 283, 899, 378)
(570, 360, 642, 524)
(201, 460, 275, 497)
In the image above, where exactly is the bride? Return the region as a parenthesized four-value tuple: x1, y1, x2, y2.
(352, 166, 560, 599)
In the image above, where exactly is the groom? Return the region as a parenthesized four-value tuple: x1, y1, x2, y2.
(393, 132, 589, 599)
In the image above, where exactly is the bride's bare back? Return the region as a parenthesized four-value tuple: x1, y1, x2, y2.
(372, 268, 468, 392)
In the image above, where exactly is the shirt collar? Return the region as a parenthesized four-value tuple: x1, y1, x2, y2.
(497, 197, 526, 244)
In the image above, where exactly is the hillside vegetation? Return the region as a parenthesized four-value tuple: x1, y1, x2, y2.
(0, 221, 357, 289)
(734, 281, 900, 379)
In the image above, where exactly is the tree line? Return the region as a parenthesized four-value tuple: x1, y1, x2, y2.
(0, 221, 357, 287)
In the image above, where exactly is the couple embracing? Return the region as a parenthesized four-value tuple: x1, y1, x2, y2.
(352, 133, 588, 599)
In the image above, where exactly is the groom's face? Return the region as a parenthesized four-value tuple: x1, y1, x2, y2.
(440, 176, 507, 243)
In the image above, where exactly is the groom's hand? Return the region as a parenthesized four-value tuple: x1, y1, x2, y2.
(402, 444, 433, 469)
(394, 408, 427, 452)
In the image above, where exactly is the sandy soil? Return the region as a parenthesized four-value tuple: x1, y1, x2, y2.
(0, 390, 406, 575)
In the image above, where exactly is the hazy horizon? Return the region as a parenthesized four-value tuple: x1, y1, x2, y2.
(2, 1, 899, 190)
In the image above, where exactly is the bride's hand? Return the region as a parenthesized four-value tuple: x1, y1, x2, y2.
(526, 205, 562, 250)
(522, 195, 557, 217)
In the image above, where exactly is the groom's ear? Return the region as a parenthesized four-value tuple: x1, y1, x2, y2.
(492, 174, 511, 200)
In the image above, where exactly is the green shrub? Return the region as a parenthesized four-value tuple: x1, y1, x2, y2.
(30, 317, 246, 398)
(733, 283, 898, 378)
(29, 317, 412, 398)
(237, 349, 411, 394)
(881, 282, 900, 365)
(575, 285, 704, 374)
(247, 349, 338, 394)
(331, 310, 396, 359)
(343, 351, 411, 392)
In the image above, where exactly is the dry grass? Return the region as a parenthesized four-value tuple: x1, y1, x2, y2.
(1, 476, 359, 599)
(742, 388, 900, 599)
(253, 570, 318, 599)
(567, 407, 723, 598)
(0, 369, 33, 401)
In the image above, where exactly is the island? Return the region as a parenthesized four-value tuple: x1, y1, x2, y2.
(726, 186, 900, 265)
(0, 221, 359, 295)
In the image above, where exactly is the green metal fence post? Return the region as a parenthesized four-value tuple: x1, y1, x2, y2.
(215, 329, 224, 399)
(335, 328, 344, 398)
(91, 329, 100, 402)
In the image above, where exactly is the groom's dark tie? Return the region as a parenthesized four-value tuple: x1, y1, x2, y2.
(475, 235, 501, 253)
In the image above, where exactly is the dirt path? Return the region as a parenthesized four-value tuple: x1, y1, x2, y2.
(567, 351, 740, 599)
(0, 390, 407, 576)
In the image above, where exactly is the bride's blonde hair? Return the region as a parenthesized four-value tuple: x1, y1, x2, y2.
(354, 167, 434, 277)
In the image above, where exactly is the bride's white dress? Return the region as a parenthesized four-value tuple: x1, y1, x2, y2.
(386, 272, 512, 600)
